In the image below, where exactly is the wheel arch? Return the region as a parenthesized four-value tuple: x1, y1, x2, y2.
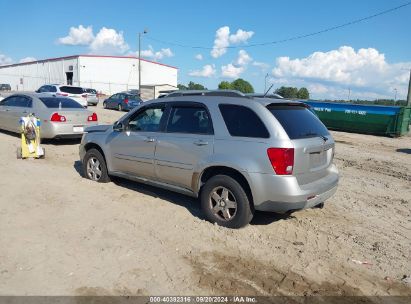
(84, 142, 107, 163)
(196, 166, 254, 209)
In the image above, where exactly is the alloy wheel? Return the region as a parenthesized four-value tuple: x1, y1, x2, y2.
(209, 186, 237, 221)
(87, 157, 102, 181)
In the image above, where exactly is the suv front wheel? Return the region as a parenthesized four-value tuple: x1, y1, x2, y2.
(83, 148, 110, 183)
(200, 175, 253, 228)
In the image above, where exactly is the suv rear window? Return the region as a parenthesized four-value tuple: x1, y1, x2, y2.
(39, 97, 83, 108)
(268, 105, 329, 139)
(60, 86, 84, 94)
(219, 104, 269, 138)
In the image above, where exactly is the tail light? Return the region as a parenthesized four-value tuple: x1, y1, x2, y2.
(56, 92, 68, 96)
(87, 113, 98, 122)
(50, 112, 67, 122)
(82, 94, 88, 98)
(267, 148, 294, 175)
(124, 98, 129, 104)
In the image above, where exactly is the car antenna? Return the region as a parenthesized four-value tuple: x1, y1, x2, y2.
(263, 84, 274, 97)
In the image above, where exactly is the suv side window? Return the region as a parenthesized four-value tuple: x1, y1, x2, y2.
(49, 86, 57, 93)
(219, 104, 269, 138)
(166, 105, 213, 135)
(127, 105, 165, 132)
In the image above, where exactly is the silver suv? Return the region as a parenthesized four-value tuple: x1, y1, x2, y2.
(79, 92, 339, 228)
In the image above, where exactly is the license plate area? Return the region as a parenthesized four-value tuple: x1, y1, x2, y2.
(73, 126, 84, 133)
(310, 151, 327, 169)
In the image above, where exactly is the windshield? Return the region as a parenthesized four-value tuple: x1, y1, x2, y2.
(268, 105, 329, 140)
(39, 97, 84, 109)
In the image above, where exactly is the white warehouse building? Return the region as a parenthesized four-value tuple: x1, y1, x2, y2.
(0, 55, 178, 99)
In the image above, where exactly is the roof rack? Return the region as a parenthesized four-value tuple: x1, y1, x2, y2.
(165, 90, 249, 98)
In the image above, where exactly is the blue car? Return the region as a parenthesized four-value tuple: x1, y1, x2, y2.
(103, 93, 142, 111)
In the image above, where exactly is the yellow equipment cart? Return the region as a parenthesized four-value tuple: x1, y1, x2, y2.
(17, 114, 45, 159)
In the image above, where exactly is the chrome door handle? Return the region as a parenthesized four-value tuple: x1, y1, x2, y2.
(145, 137, 156, 143)
(194, 140, 208, 146)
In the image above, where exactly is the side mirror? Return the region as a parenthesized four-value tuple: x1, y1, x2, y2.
(113, 122, 124, 132)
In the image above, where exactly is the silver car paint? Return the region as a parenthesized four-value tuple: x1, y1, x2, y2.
(0, 93, 98, 138)
(80, 96, 339, 212)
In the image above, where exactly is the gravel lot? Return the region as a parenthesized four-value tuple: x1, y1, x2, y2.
(0, 102, 410, 297)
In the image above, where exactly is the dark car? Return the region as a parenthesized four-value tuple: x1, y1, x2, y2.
(103, 93, 142, 111)
(0, 84, 11, 91)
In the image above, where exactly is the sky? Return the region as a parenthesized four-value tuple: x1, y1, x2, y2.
(0, 0, 410, 100)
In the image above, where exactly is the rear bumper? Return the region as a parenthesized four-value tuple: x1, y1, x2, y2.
(250, 164, 339, 213)
(41, 122, 98, 139)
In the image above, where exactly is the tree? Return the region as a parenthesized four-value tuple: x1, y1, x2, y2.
(230, 78, 254, 93)
(275, 86, 299, 99)
(177, 84, 188, 90)
(297, 87, 310, 99)
(187, 81, 206, 90)
(218, 81, 232, 90)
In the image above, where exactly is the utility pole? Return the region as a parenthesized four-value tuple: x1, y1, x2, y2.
(407, 69, 411, 106)
(394, 88, 397, 104)
(138, 29, 148, 97)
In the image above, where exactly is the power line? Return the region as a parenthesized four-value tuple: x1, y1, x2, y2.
(146, 1, 411, 50)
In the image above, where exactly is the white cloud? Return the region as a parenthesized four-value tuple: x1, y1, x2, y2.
(252, 61, 270, 71)
(58, 25, 94, 46)
(140, 45, 174, 61)
(195, 54, 203, 60)
(89, 27, 129, 54)
(19, 57, 37, 63)
(189, 64, 216, 78)
(229, 29, 254, 44)
(211, 26, 254, 58)
(220, 50, 252, 78)
(221, 64, 245, 78)
(271, 46, 411, 99)
(235, 50, 252, 66)
(0, 53, 13, 66)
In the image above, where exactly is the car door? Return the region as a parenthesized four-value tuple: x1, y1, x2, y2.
(154, 103, 214, 190)
(107, 94, 118, 108)
(6, 95, 33, 132)
(107, 104, 166, 179)
(0, 96, 13, 130)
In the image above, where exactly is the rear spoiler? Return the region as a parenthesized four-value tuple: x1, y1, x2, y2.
(267, 102, 310, 108)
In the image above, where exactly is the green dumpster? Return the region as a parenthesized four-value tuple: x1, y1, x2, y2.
(305, 101, 411, 137)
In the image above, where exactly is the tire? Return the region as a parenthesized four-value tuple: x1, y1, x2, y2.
(200, 175, 253, 229)
(118, 104, 123, 111)
(82, 148, 110, 183)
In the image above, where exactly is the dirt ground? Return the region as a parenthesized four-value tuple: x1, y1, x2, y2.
(0, 102, 410, 298)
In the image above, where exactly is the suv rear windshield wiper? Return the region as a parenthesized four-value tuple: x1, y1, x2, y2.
(301, 132, 328, 141)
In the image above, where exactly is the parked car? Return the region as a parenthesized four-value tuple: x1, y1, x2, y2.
(79, 91, 339, 228)
(0, 93, 98, 139)
(0, 84, 11, 91)
(84, 88, 99, 106)
(103, 93, 142, 111)
(36, 85, 90, 108)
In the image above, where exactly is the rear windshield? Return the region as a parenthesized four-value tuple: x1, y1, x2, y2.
(128, 95, 142, 102)
(60, 86, 84, 94)
(268, 105, 329, 139)
(39, 97, 84, 109)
